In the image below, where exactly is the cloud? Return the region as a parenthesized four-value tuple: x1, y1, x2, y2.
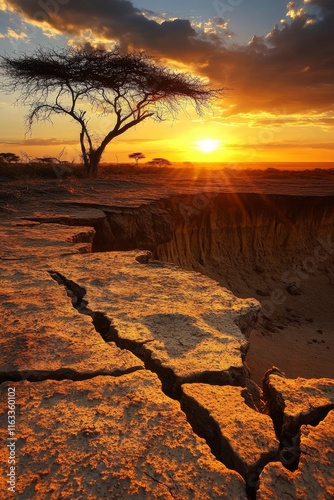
(0, 137, 78, 146)
(201, 0, 334, 115)
(2, 27, 27, 39)
(228, 112, 334, 130)
(3, 0, 334, 118)
(226, 140, 334, 151)
(3, 0, 211, 58)
(115, 138, 162, 145)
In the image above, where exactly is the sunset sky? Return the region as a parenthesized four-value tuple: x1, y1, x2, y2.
(0, 0, 333, 164)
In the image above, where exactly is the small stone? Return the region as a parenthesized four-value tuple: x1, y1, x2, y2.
(135, 250, 153, 264)
(286, 283, 302, 296)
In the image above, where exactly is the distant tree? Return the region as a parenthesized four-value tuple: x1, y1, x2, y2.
(34, 148, 73, 178)
(36, 157, 56, 164)
(0, 152, 20, 163)
(0, 46, 224, 177)
(150, 157, 172, 167)
(129, 152, 146, 166)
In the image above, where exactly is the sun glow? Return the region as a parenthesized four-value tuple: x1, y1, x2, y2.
(196, 139, 221, 153)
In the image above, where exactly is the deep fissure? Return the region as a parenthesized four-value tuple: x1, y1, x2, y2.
(47, 269, 314, 499)
(0, 366, 140, 384)
(47, 269, 262, 496)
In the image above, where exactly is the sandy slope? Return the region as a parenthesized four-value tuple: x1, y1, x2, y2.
(246, 274, 334, 385)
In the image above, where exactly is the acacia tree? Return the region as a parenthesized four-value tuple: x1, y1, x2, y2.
(0, 152, 20, 163)
(150, 158, 172, 167)
(129, 152, 145, 166)
(0, 46, 222, 177)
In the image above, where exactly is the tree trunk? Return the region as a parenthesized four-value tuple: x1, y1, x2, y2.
(84, 150, 102, 178)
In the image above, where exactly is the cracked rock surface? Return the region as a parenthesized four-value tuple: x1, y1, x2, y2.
(0, 262, 143, 382)
(181, 383, 280, 480)
(257, 410, 334, 500)
(0, 221, 95, 260)
(50, 252, 259, 388)
(0, 373, 247, 499)
(263, 369, 334, 438)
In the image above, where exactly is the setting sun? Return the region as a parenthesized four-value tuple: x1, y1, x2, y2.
(197, 139, 221, 154)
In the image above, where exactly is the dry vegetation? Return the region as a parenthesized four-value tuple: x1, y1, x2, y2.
(0, 160, 181, 181)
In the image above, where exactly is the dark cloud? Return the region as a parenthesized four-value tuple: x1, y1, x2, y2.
(307, 0, 334, 12)
(4, 0, 334, 117)
(4, 0, 209, 59)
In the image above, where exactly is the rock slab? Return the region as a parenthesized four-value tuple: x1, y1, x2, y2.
(0, 262, 143, 382)
(263, 369, 334, 437)
(258, 410, 334, 500)
(0, 372, 246, 499)
(52, 252, 259, 388)
(181, 383, 279, 479)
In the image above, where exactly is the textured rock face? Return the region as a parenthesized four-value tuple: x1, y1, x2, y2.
(263, 369, 334, 438)
(257, 410, 334, 500)
(0, 222, 95, 259)
(0, 262, 143, 382)
(181, 384, 279, 479)
(0, 373, 247, 500)
(155, 194, 334, 296)
(0, 245, 258, 499)
(49, 252, 259, 391)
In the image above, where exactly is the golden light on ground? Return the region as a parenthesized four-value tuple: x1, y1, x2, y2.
(196, 139, 222, 154)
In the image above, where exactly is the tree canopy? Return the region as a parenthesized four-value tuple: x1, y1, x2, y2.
(0, 46, 223, 177)
(0, 152, 20, 163)
(129, 152, 145, 166)
(150, 158, 172, 167)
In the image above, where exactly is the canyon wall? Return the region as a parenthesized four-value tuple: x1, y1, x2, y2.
(92, 193, 334, 297)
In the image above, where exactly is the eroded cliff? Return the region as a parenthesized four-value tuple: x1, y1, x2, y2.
(89, 192, 334, 382)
